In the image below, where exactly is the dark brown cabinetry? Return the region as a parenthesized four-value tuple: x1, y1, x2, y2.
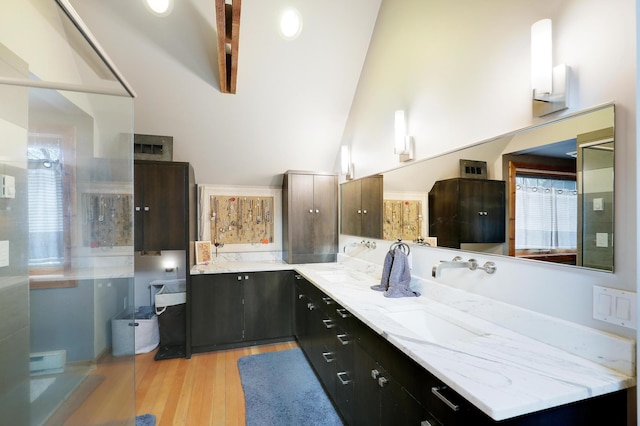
(294, 276, 627, 426)
(134, 160, 193, 251)
(282, 171, 338, 264)
(340, 175, 383, 239)
(190, 271, 294, 353)
(428, 178, 505, 249)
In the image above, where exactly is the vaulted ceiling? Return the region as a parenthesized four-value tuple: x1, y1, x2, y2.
(68, 0, 381, 186)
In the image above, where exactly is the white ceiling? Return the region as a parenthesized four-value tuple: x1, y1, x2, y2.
(68, 0, 381, 187)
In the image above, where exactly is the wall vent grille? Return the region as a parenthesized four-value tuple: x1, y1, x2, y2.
(134, 134, 173, 161)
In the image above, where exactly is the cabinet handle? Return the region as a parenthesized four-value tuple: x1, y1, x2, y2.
(322, 296, 334, 305)
(298, 294, 306, 300)
(135, 206, 141, 212)
(237, 276, 243, 281)
(294, 274, 302, 280)
(336, 333, 350, 345)
(309, 209, 313, 213)
(421, 421, 434, 426)
(337, 371, 352, 385)
(336, 308, 350, 319)
(322, 319, 336, 329)
(431, 386, 460, 412)
(315, 209, 320, 214)
(378, 377, 388, 388)
(322, 352, 335, 363)
(307, 303, 315, 311)
(357, 209, 362, 214)
(363, 209, 367, 214)
(144, 206, 150, 212)
(245, 275, 249, 280)
(478, 211, 488, 216)
(371, 369, 380, 379)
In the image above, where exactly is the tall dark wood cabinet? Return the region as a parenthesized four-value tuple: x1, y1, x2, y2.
(282, 171, 338, 264)
(428, 178, 505, 249)
(134, 160, 196, 360)
(134, 160, 193, 252)
(340, 175, 383, 239)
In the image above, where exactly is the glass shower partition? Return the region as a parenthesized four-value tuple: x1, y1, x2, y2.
(0, 0, 136, 424)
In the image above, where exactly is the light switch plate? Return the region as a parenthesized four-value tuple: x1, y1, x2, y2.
(593, 285, 636, 329)
(596, 233, 608, 247)
(593, 197, 604, 211)
(1, 175, 15, 198)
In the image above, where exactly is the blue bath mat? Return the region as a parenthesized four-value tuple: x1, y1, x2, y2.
(238, 348, 342, 426)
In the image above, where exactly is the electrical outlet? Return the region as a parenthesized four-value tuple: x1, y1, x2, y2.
(596, 233, 608, 247)
(593, 285, 636, 329)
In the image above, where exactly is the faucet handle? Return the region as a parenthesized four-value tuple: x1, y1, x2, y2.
(467, 259, 478, 270)
(451, 256, 463, 262)
(479, 261, 496, 274)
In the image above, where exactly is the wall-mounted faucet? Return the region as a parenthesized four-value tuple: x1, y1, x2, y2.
(432, 256, 496, 278)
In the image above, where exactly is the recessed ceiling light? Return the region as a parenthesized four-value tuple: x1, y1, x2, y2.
(144, 0, 173, 17)
(280, 8, 302, 40)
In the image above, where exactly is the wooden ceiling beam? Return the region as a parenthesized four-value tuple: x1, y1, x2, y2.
(215, 0, 241, 94)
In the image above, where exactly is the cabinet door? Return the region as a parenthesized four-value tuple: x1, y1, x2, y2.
(459, 179, 505, 244)
(244, 271, 293, 341)
(289, 173, 316, 256)
(134, 162, 187, 251)
(340, 179, 361, 236)
(312, 174, 337, 255)
(353, 347, 381, 425)
(190, 274, 243, 347)
(360, 176, 383, 239)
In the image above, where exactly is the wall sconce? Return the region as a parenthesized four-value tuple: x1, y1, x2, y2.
(341, 145, 353, 180)
(394, 110, 414, 162)
(531, 19, 569, 117)
(163, 261, 176, 273)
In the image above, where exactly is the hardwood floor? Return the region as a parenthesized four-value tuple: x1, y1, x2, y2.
(62, 341, 297, 425)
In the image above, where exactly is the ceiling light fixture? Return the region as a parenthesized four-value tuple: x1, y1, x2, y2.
(280, 8, 302, 40)
(144, 0, 173, 17)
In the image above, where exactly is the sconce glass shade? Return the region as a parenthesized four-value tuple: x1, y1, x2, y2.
(340, 145, 350, 176)
(531, 19, 552, 97)
(394, 110, 407, 154)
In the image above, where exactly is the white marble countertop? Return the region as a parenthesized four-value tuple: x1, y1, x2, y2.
(190, 257, 636, 421)
(294, 261, 635, 421)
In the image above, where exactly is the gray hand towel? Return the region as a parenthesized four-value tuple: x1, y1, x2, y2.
(371, 249, 393, 291)
(384, 249, 419, 298)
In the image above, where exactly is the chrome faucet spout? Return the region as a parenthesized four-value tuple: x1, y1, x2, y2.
(432, 256, 477, 278)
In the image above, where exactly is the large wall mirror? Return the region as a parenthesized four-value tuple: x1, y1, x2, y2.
(354, 104, 615, 272)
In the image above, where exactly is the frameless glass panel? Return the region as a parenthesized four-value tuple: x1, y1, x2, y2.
(0, 0, 132, 96)
(0, 0, 135, 424)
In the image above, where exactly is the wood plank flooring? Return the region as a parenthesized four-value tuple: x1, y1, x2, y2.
(62, 341, 297, 425)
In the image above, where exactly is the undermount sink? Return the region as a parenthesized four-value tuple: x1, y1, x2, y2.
(386, 309, 483, 344)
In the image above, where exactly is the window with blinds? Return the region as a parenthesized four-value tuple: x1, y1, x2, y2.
(27, 136, 64, 268)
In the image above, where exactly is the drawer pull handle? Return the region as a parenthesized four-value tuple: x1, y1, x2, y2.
(322, 319, 336, 329)
(371, 369, 380, 379)
(322, 352, 335, 363)
(337, 371, 352, 385)
(322, 297, 334, 305)
(336, 334, 350, 345)
(336, 308, 350, 319)
(298, 294, 305, 300)
(307, 303, 315, 311)
(432, 386, 460, 412)
(378, 377, 388, 388)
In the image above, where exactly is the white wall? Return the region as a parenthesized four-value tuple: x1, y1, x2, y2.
(340, 0, 636, 339)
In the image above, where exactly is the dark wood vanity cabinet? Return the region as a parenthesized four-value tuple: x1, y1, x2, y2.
(134, 160, 193, 251)
(282, 171, 338, 264)
(340, 175, 383, 239)
(294, 275, 627, 426)
(190, 271, 294, 353)
(429, 178, 505, 249)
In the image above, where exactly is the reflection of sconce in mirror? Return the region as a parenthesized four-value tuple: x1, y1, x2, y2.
(394, 110, 414, 162)
(531, 19, 570, 117)
(341, 145, 353, 180)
